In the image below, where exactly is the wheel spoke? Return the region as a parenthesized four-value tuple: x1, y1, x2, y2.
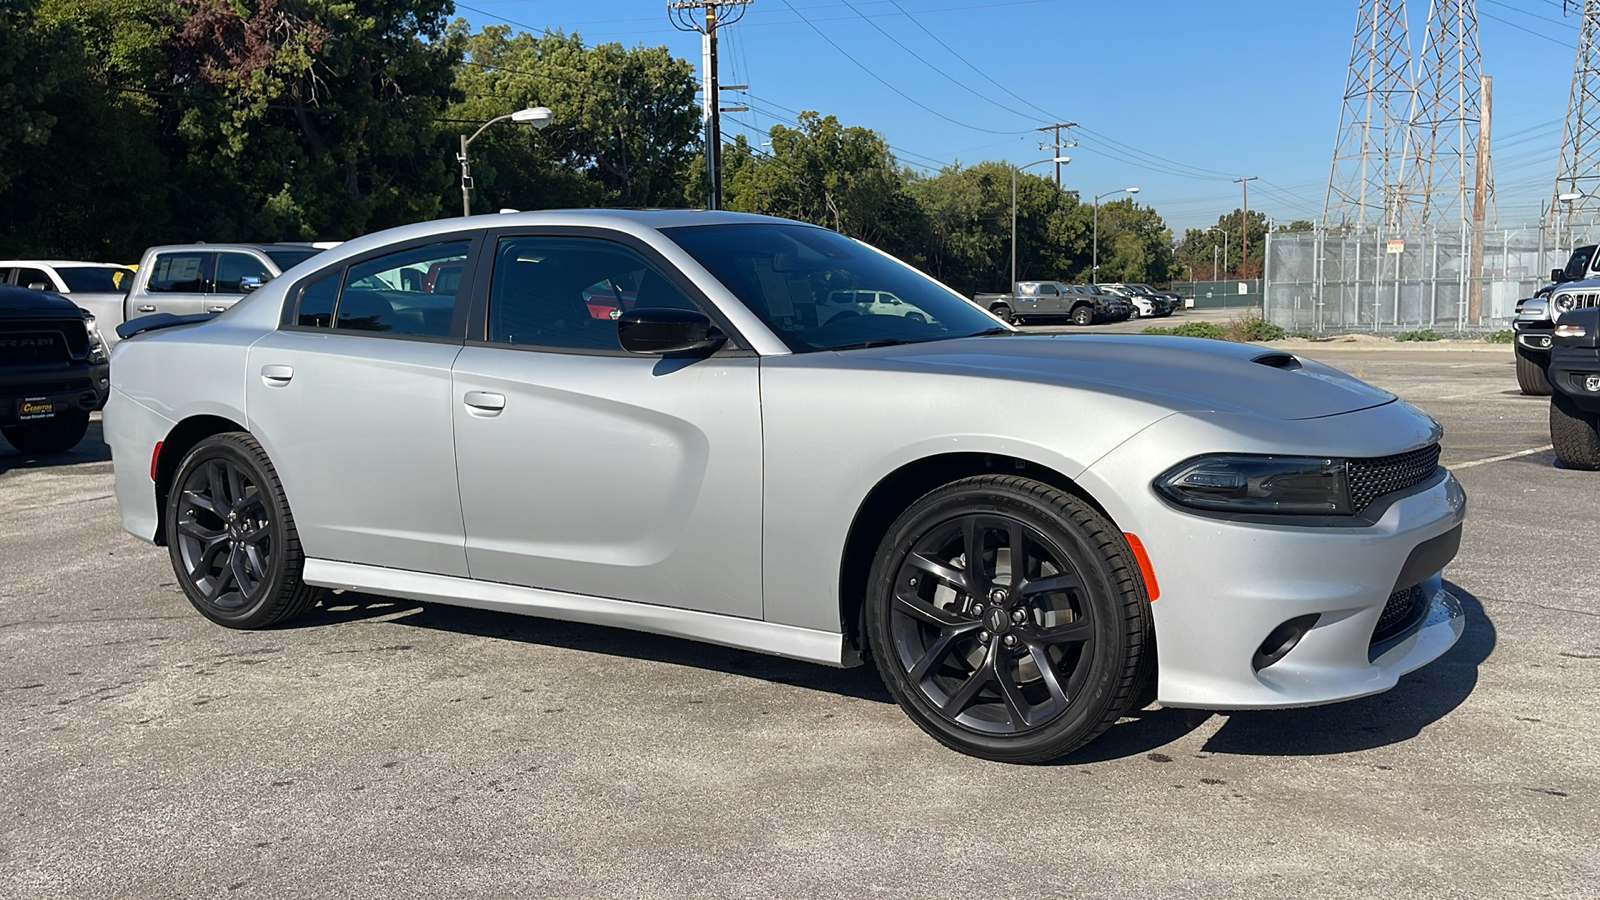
(183, 488, 220, 518)
(903, 552, 969, 593)
(204, 557, 236, 602)
(176, 518, 224, 545)
(1007, 521, 1031, 589)
(1031, 618, 1092, 646)
(960, 516, 987, 594)
(229, 546, 254, 595)
(1020, 572, 1080, 596)
(1026, 641, 1070, 711)
(192, 536, 231, 580)
(941, 643, 997, 715)
(893, 591, 971, 629)
(994, 659, 1032, 728)
(226, 464, 248, 515)
(907, 629, 965, 683)
(243, 542, 268, 579)
(205, 462, 228, 511)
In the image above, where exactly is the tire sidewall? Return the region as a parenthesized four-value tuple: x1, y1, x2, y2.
(166, 435, 294, 627)
(865, 480, 1136, 761)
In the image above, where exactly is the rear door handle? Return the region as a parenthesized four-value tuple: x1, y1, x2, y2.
(261, 365, 294, 386)
(136, 304, 156, 313)
(464, 391, 506, 415)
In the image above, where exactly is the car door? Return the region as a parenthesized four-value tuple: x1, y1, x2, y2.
(209, 251, 275, 314)
(137, 251, 213, 317)
(450, 230, 763, 618)
(245, 236, 479, 577)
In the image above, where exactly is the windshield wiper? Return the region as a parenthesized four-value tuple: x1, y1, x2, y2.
(829, 338, 918, 351)
(969, 327, 1015, 336)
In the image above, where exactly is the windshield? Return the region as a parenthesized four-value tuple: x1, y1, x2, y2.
(265, 248, 323, 271)
(57, 266, 134, 293)
(662, 223, 1004, 351)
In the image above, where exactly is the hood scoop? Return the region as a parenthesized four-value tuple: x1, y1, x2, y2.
(1251, 351, 1303, 370)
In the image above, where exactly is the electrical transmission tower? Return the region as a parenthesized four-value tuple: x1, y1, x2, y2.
(669, 0, 753, 210)
(1554, 0, 1600, 227)
(1324, 0, 1413, 231)
(1404, 0, 1491, 230)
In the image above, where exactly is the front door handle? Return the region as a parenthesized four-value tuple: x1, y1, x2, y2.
(261, 365, 294, 386)
(464, 391, 506, 415)
(208, 305, 227, 314)
(136, 304, 156, 313)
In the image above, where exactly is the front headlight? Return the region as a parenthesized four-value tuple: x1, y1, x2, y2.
(1156, 454, 1352, 515)
(1553, 293, 1576, 316)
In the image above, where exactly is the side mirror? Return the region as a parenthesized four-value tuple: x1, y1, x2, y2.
(1553, 268, 1568, 284)
(617, 308, 724, 355)
(27, 282, 49, 291)
(240, 276, 264, 292)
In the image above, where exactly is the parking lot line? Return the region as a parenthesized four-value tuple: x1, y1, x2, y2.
(1451, 445, 1553, 470)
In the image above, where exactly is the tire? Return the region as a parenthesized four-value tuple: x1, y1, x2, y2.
(165, 432, 321, 629)
(1070, 305, 1095, 327)
(906, 312, 926, 324)
(1, 409, 90, 455)
(865, 475, 1153, 763)
(1551, 393, 1600, 470)
(1515, 345, 1553, 396)
(989, 304, 1015, 324)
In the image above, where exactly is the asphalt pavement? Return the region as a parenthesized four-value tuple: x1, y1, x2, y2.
(1, 344, 1595, 899)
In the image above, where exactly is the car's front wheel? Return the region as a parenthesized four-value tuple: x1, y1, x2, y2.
(1551, 393, 1600, 470)
(1515, 344, 1553, 396)
(1, 409, 89, 455)
(166, 432, 321, 628)
(865, 476, 1153, 763)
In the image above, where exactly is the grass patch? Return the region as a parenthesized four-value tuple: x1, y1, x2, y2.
(1144, 311, 1282, 343)
(1395, 329, 1443, 342)
(1142, 321, 1223, 339)
(1486, 329, 1514, 343)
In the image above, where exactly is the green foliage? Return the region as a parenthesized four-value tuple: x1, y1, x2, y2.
(1486, 329, 1514, 343)
(1396, 329, 1444, 342)
(1143, 321, 1224, 340)
(1222, 311, 1285, 342)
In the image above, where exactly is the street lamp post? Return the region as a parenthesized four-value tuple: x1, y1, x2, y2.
(1011, 156, 1073, 293)
(1092, 187, 1139, 283)
(459, 106, 553, 217)
(1207, 225, 1231, 278)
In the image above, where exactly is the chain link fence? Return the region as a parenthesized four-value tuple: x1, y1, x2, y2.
(1263, 226, 1590, 334)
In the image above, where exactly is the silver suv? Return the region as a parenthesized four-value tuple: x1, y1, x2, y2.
(124, 243, 328, 323)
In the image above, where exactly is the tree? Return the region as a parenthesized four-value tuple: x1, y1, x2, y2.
(448, 26, 701, 212)
(1174, 209, 1270, 281)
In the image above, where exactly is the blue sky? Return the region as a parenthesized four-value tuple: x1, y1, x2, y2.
(452, 0, 1584, 232)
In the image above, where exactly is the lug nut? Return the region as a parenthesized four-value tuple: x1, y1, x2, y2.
(972, 604, 985, 615)
(1003, 635, 1018, 647)
(908, 577, 918, 587)
(978, 631, 991, 642)
(1011, 609, 1027, 624)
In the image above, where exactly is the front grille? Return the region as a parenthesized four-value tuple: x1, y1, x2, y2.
(1348, 443, 1442, 513)
(1372, 584, 1428, 645)
(1554, 291, 1600, 317)
(0, 320, 87, 364)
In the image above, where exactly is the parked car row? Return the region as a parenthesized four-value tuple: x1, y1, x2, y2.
(975, 280, 1180, 326)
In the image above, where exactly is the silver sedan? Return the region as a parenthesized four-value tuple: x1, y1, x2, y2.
(104, 210, 1466, 762)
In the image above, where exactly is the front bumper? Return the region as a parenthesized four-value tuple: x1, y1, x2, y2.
(1514, 320, 1554, 355)
(1078, 403, 1467, 710)
(1549, 345, 1600, 412)
(0, 362, 109, 423)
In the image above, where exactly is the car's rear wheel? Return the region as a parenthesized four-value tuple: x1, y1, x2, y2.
(1515, 345, 1553, 396)
(865, 475, 1152, 763)
(1070, 305, 1095, 327)
(1551, 393, 1600, 470)
(989, 304, 1015, 324)
(1, 410, 89, 455)
(166, 432, 320, 628)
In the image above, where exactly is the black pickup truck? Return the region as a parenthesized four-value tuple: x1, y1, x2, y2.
(0, 285, 109, 455)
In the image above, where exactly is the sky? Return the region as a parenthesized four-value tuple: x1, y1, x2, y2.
(450, 0, 1587, 233)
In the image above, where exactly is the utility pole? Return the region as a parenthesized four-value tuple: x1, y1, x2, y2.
(1036, 122, 1077, 188)
(1235, 176, 1258, 278)
(1324, 0, 1413, 231)
(669, 0, 753, 210)
(1468, 74, 1493, 322)
(1554, 0, 1600, 226)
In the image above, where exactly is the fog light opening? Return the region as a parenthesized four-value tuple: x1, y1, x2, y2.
(1251, 614, 1321, 672)
(1585, 375, 1600, 393)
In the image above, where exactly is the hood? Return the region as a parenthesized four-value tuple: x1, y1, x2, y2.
(0, 285, 85, 319)
(860, 334, 1396, 421)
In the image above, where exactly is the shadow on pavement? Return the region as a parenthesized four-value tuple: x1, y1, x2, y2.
(0, 417, 112, 472)
(1197, 580, 1492, 756)
(293, 593, 895, 705)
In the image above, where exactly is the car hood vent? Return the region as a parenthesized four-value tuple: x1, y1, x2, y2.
(1251, 351, 1302, 370)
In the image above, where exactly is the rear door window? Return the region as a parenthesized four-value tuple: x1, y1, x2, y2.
(147, 253, 212, 293)
(333, 241, 471, 337)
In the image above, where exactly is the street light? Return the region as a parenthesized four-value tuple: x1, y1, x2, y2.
(1092, 187, 1139, 283)
(1207, 225, 1231, 279)
(1011, 156, 1073, 293)
(458, 106, 553, 217)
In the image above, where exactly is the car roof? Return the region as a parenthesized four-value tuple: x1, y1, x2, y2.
(0, 260, 132, 269)
(140, 243, 320, 254)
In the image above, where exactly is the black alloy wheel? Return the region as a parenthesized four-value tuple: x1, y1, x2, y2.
(166, 433, 319, 628)
(866, 476, 1152, 763)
